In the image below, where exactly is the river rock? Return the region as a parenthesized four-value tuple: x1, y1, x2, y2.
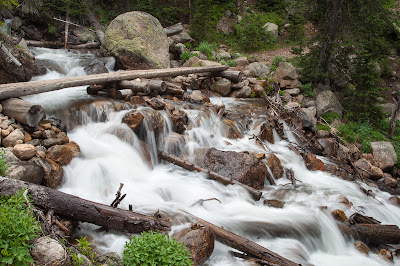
(318, 138, 336, 156)
(174, 225, 214, 265)
(30, 236, 67, 266)
(371, 141, 397, 170)
(197, 148, 267, 190)
(140, 109, 165, 139)
(46, 145, 74, 165)
(284, 88, 301, 96)
(222, 119, 243, 139)
(211, 78, 231, 96)
(13, 144, 36, 160)
(171, 109, 188, 134)
(103, 11, 169, 69)
(267, 154, 284, 179)
(280, 79, 302, 89)
(190, 90, 204, 103)
(259, 122, 274, 144)
(2, 129, 24, 147)
(7, 161, 44, 184)
(353, 158, 383, 180)
(122, 110, 144, 133)
(65, 141, 81, 157)
(303, 153, 326, 171)
(379, 249, 393, 262)
(84, 62, 109, 75)
(96, 252, 121, 265)
(40, 158, 64, 188)
(146, 98, 166, 110)
(245, 62, 270, 78)
(264, 199, 285, 208)
(383, 173, 398, 189)
(354, 241, 369, 255)
(331, 209, 348, 222)
(316, 90, 343, 117)
(232, 85, 252, 98)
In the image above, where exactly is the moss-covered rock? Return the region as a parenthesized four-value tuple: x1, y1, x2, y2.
(103, 11, 170, 69)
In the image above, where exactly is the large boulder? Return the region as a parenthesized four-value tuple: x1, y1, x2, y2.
(263, 22, 279, 39)
(196, 148, 267, 190)
(315, 90, 343, 117)
(7, 161, 44, 184)
(30, 236, 67, 266)
(274, 62, 298, 82)
(103, 11, 170, 69)
(210, 78, 232, 96)
(371, 141, 398, 170)
(245, 62, 270, 78)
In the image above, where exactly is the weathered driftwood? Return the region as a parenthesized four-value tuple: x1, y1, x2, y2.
(25, 40, 100, 49)
(87, 9, 105, 45)
(218, 70, 243, 83)
(115, 89, 133, 100)
(0, 41, 22, 66)
(1, 98, 45, 127)
(119, 80, 151, 94)
(142, 79, 167, 93)
(0, 176, 171, 233)
(0, 65, 228, 100)
(164, 22, 185, 36)
(192, 215, 299, 266)
(158, 150, 262, 201)
(338, 223, 400, 245)
(86, 84, 105, 95)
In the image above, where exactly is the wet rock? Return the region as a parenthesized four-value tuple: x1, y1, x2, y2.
(325, 164, 350, 180)
(198, 148, 267, 190)
(171, 109, 188, 134)
(331, 209, 348, 222)
(316, 90, 343, 117)
(30, 236, 67, 266)
(162, 132, 186, 156)
(103, 11, 169, 69)
(122, 110, 144, 133)
(141, 109, 165, 138)
(190, 90, 204, 103)
(7, 161, 44, 184)
(174, 225, 214, 265)
(146, 98, 166, 110)
(31, 157, 64, 188)
(231, 85, 252, 98)
(211, 78, 232, 96)
(245, 62, 269, 78)
(13, 144, 36, 160)
(383, 173, 398, 189)
(259, 122, 274, 144)
(2, 128, 24, 147)
(267, 154, 284, 179)
(222, 119, 243, 139)
(264, 199, 285, 208)
(130, 96, 146, 106)
(354, 241, 369, 255)
(65, 141, 81, 157)
(379, 249, 393, 262)
(338, 195, 353, 207)
(303, 153, 326, 171)
(42, 132, 69, 148)
(318, 138, 336, 156)
(84, 62, 109, 75)
(46, 145, 74, 165)
(353, 158, 383, 180)
(371, 141, 397, 170)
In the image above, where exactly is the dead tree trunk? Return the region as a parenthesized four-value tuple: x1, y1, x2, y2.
(0, 176, 171, 233)
(0, 65, 228, 100)
(218, 70, 243, 83)
(86, 84, 105, 95)
(119, 80, 151, 94)
(158, 150, 262, 201)
(338, 223, 400, 245)
(116, 89, 134, 100)
(1, 98, 45, 127)
(191, 215, 299, 265)
(164, 22, 185, 36)
(26, 40, 100, 49)
(87, 9, 105, 45)
(141, 79, 167, 93)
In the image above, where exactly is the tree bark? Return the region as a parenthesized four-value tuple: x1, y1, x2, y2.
(119, 80, 151, 94)
(0, 65, 228, 100)
(192, 215, 299, 266)
(218, 70, 243, 83)
(142, 79, 167, 93)
(164, 22, 185, 36)
(115, 89, 134, 100)
(338, 223, 400, 245)
(0, 176, 171, 233)
(158, 150, 262, 201)
(87, 9, 105, 45)
(86, 84, 105, 95)
(1, 98, 45, 127)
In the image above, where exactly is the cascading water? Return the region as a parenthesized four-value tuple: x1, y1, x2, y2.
(25, 48, 400, 266)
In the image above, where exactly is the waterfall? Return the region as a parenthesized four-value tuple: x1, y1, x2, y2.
(25, 48, 399, 266)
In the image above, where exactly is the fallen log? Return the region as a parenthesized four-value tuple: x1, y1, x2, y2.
(191, 215, 299, 266)
(164, 22, 185, 36)
(0, 65, 228, 100)
(0, 176, 171, 233)
(158, 150, 262, 201)
(338, 223, 400, 245)
(1, 98, 45, 127)
(119, 80, 151, 94)
(86, 84, 105, 95)
(142, 79, 167, 93)
(218, 70, 243, 83)
(26, 40, 100, 49)
(115, 89, 133, 100)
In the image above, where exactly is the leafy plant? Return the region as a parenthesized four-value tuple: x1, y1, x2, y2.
(0, 0, 18, 9)
(226, 59, 237, 67)
(122, 231, 192, 266)
(0, 149, 9, 176)
(180, 51, 195, 61)
(301, 82, 315, 97)
(0, 189, 40, 265)
(47, 24, 56, 35)
(270, 56, 284, 71)
(196, 41, 216, 59)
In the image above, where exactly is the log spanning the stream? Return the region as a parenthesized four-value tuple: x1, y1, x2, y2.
(0, 65, 228, 100)
(158, 150, 262, 201)
(0, 176, 171, 233)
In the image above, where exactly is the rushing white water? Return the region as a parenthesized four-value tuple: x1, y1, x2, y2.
(26, 48, 400, 265)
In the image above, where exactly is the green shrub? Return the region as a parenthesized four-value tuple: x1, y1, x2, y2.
(196, 41, 216, 58)
(270, 56, 284, 71)
(47, 24, 56, 35)
(317, 124, 331, 131)
(0, 149, 9, 176)
(0, 189, 40, 265)
(301, 82, 315, 97)
(226, 59, 237, 67)
(180, 51, 195, 61)
(122, 231, 192, 266)
(321, 112, 340, 123)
